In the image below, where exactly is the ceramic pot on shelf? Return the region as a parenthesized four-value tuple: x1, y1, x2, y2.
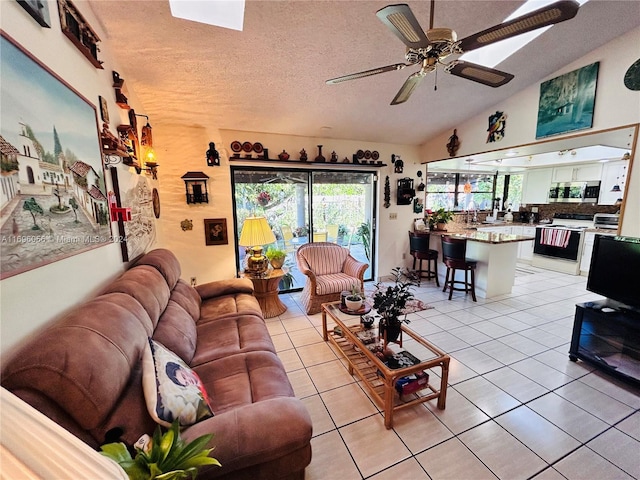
(278, 150, 290, 161)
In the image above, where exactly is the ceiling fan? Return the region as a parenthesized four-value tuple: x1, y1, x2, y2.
(326, 0, 580, 105)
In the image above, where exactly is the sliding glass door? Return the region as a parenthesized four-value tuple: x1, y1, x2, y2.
(232, 167, 376, 291)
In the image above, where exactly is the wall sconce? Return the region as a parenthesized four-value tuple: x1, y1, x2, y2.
(206, 142, 220, 166)
(181, 171, 210, 204)
(238, 216, 277, 277)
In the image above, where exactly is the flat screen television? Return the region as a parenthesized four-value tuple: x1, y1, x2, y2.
(587, 235, 640, 310)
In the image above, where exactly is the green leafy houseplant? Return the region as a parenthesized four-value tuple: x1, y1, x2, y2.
(265, 248, 286, 269)
(428, 208, 454, 230)
(372, 267, 417, 342)
(100, 420, 220, 480)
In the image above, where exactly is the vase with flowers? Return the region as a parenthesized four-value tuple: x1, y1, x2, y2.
(257, 191, 271, 207)
(372, 267, 417, 344)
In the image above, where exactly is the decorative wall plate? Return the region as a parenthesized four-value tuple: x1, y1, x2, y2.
(371, 151, 380, 160)
(624, 58, 640, 91)
(253, 142, 264, 153)
(242, 141, 253, 152)
(364, 150, 372, 159)
(231, 141, 242, 152)
(356, 149, 365, 159)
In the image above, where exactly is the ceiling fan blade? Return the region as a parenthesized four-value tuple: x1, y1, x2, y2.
(390, 71, 428, 105)
(445, 61, 514, 87)
(458, 0, 580, 52)
(326, 63, 409, 84)
(376, 4, 431, 49)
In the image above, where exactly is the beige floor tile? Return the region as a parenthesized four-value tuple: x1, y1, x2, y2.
(554, 380, 635, 425)
(305, 431, 361, 480)
(265, 319, 285, 335)
(339, 416, 411, 478)
(445, 356, 479, 385)
(281, 315, 314, 332)
(320, 383, 378, 427)
(269, 332, 294, 352)
(287, 326, 323, 348)
(459, 421, 547, 480)
(453, 376, 521, 417)
(296, 342, 338, 367)
(553, 446, 634, 480)
(368, 457, 429, 480)
(616, 411, 640, 441)
(484, 367, 549, 403)
(587, 427, 640, 478)
(416, 437, 497, 480)
(424, 388, 490, 435)
(577, 371, 640, 409)
(510, 358, 574, 390)
(479, 340, 528, 365)
(287, 368, 318, 399)
(276, 348, 304, 372)
(532, 349, 594, 379)
(300, 394, 335, 437)
(392, 404, 454, 454)
(530, 467, 567, 480)
(453, 347, 505, 375)
(495, 406, 580, 463)
(527, 393, 609, 442)
(306, 359, 355, 392)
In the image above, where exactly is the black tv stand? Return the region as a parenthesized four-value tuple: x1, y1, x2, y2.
(569, 300, 640, 387)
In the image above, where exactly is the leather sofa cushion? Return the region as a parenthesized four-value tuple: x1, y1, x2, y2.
(100, 266, 171, 329)
(191, 315, 275, 366)
(2, 293, 151, 432)
(199, 292, 263, 323)
(153, 300, 198, 363)
(132, 248, 182, 290)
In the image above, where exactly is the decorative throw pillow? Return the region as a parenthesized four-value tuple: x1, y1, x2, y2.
(142, 338, 213, 427)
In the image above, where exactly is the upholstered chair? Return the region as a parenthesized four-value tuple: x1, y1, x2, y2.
(295, 242, 368, 314)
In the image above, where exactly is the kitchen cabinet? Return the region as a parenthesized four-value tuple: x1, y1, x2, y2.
(552, 163, 602, 182)
(522, 168, 553, 204)
(598, 159, 628, 205)
(570, 301, 640, 387)
(517, 226, 536, 261)
(580, 231, 615, 274)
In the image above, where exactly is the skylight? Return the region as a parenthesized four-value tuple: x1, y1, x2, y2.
(460, 0, 589, 68)
(169, 0, 245, 31)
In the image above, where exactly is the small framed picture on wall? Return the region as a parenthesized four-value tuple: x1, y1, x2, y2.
(204, 218, 228, 246)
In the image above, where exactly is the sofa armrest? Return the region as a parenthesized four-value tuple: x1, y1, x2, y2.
(181, 397, 312, 477)
(196, 278, 254, 300)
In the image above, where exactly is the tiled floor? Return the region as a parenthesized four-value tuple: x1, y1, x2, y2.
(269, 264, 640, 479)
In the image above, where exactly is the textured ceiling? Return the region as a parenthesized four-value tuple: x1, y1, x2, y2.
(89, 0, 640, 146)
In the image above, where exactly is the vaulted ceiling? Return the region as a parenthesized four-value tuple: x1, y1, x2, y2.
(89, 1, 640, 146)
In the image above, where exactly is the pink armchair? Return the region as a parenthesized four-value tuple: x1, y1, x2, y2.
(296, 242, 368, 314)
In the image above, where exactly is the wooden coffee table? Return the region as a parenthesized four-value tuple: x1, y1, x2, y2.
(242, 268, 288, 318)
(322, 301, 450, 429)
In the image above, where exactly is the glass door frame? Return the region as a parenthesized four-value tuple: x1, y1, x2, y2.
(231, 165, 378, 289)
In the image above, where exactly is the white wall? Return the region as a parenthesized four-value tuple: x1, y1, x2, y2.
(420, 27, 640, 237)
(0, 1, 152, 354)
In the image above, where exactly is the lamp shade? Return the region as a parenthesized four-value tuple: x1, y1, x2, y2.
(239, 217, 276, 247)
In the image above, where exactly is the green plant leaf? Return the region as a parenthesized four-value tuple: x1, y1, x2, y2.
(170, 434, 213, 467)
(100, 442, 132, 464)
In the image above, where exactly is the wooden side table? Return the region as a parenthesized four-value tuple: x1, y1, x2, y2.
(242, 268, 288, 318)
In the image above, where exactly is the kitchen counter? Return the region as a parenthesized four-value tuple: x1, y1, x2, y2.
(417, 224, 534, 299)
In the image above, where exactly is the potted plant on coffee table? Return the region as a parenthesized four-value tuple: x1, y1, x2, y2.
(372, 267, 417, 345)
(345, 284, 363, 311)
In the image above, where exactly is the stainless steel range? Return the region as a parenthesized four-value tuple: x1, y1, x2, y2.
(531, 214, 593, 275)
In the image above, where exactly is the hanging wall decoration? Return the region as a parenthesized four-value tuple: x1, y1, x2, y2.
(383, 176, 391, 208)
(486, 111, 506, 143)
(204, 218, 228, 246)
(17, 0, 52, 27)
(206, 141, 220, 166)
(446, 129, 460, 156)
(536, 62, 599, 139)
(0, 34, 111, 279)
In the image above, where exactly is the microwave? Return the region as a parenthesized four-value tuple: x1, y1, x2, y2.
(549, 181, 600, 203)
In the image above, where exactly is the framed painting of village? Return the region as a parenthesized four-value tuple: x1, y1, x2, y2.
(0, 33, 111, 279)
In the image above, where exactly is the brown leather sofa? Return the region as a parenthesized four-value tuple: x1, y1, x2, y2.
(1, 249, 312, 479)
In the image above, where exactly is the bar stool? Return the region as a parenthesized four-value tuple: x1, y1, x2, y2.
(408, 231, 439, 286)
(441, 235, 477, 302)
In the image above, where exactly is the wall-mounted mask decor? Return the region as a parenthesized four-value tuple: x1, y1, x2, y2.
(206, 142, 220, 166)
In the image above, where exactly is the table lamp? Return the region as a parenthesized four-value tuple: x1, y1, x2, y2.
(239, 216, 276, 277)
